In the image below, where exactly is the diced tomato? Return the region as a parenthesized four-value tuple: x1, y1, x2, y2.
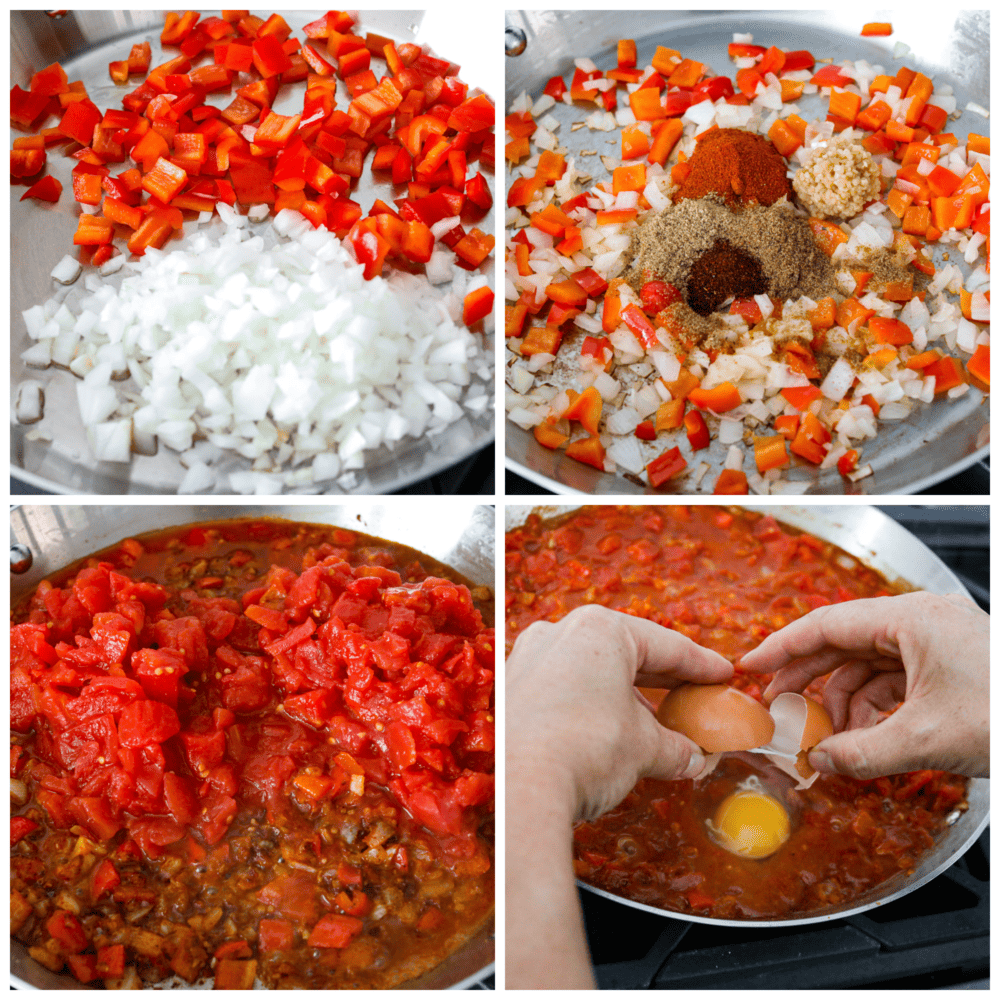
(11, 816, 39, 845)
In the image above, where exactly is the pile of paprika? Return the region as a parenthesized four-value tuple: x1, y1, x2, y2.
(675, 128, 793, 207)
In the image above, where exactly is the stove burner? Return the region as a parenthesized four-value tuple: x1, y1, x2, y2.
(582, 830, 988, 989)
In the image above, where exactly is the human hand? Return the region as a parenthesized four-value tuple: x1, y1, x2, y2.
(739, 592, 988, 779)
(506, 604, 733, 821)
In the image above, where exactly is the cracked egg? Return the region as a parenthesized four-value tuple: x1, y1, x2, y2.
(656, 684, 834, 789)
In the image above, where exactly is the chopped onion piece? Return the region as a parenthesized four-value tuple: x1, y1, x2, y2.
(820, 358, 855, 401)
(51, 255, 81, 285)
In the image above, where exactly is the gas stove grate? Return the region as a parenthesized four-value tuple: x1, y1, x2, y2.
(584, 831, 988, 989)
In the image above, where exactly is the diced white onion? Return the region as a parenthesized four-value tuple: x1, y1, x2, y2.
(820, 357, 855, 401)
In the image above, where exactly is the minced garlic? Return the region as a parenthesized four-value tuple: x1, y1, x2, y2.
(792, 137, 882, 220)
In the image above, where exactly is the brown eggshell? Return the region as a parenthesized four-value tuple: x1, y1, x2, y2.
(800, 697, 834, 750)
(655, 683, 775, 753)
(794, 697, 834, 779)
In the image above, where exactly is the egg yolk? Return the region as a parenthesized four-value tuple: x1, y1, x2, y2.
(710, 790, 790, 859)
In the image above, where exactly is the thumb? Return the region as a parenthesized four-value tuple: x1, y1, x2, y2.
(643, 723, 706, 782)
(807, 709, 937, 779)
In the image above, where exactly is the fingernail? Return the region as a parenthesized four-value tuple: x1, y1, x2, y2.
(809, 750, 833, 773)
(682, 751, 706, 779)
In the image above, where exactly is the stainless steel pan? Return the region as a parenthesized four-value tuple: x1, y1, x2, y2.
(10, 502, 495, 988)
(504, 10, 990, 495)
(504, 503, 989, 926)
(11, 11, 495, 495)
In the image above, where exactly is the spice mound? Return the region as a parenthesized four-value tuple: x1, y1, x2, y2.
(686, 239, 768, 316)
(675, 128, 794, 207)
(628, 198, 834, 319)
(792, 135, 882, 219)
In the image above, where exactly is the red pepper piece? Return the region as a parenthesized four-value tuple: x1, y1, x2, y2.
(141, 156, 188, 203)
(252, 34, 292, 78)
(58, 99, 102, 145)
(463, 286, 494, 326)
(253, 110, 302, 151)
(621, 303, 660, 350)
(447, 94, 494, 133)
(11, 85, 52, 128)
(351, 225, 391, 279)
(10, 148, 46, 177)
(684, 410, 710, 450)
(20, 175, 62, 202)
(453, 228, 494, 269)
(308, 914, 363, 950)
(161, 10, 201, 46)
(30, 62, 69, 97)
(647, 446, 687, 488)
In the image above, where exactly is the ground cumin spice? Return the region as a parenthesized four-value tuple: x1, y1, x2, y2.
(675, 128, 794, 207)
(626, 197, 835, 313)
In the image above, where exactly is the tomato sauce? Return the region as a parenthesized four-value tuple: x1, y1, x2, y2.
(505, 505, 968, 920)
(12, 519, 494, 988)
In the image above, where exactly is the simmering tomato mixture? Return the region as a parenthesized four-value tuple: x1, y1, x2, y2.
(505, 505, 967, 919)
(12, 520, 494, 988)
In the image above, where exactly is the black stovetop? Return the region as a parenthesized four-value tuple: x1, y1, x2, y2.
(580, 508, 989, 989)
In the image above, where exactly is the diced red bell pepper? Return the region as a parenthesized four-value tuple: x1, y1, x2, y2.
(463, 286, 494, 326)
(448, 94, 494, 133)
(641, 280, 681, 314)
(692, 76, 735, 102)
(782, 50, 815, 72)
(258, 918, 295, 952)
(564, 434, 606, 470)
(544, 75, 567, 100)
(252, 34, 292, 78)
(128, 41, 151, 75)
(308, 914, 364, 949)
(73, 214, 115, 245)
(59, 99, 102, 145)
(11, 148, 46, 177)
(621, 303, 660, 350)
(811, 64, 853, 88)
(684, 410, 710, 450)
(454, 228, 494, 268)
(351, 226, 391, 279)
(97, 944, 125, 979)
(68, 955, 99, 984)
(141, 156, 188, 203)
(11, 85, 52, 128)
(161, 10, 200, 46)
(46, 910, 88, 953)
(102, 196, 143, 229)
(20, 175, 62, 202)
(91, 857, 121, 899)
(31, 62, 69, 97)
(647, 447, 687, 488)
(253, 110, 301, 150)
(713, 469, 749, 494)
